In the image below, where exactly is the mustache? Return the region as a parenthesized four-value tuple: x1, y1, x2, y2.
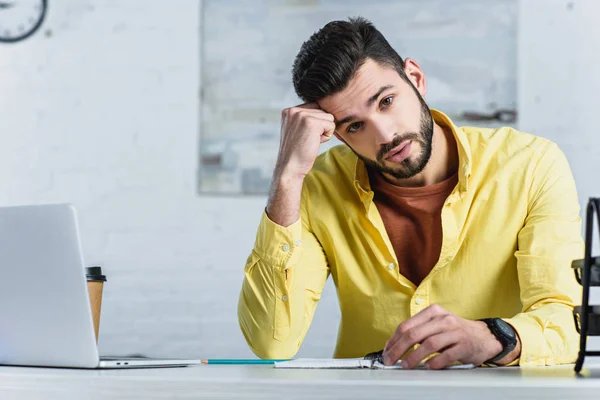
(377, 133, 420, 161)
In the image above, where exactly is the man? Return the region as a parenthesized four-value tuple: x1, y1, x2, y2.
(237, 17, 583, 369)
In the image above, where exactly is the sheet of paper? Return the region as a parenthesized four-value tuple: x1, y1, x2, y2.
(372, 361, 476, 370)
(274, 358, 476, 370)
(274, 358, 373, 369)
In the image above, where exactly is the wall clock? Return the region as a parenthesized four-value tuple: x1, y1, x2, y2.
(0, 0, 47, 43)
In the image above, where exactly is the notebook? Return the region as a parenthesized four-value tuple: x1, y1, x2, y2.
(274, 350, 475, 370)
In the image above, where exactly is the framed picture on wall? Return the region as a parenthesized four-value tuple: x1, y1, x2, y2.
(198, 0, 517, 195)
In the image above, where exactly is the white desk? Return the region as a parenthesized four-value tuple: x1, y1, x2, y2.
(2, 362, 600, 399)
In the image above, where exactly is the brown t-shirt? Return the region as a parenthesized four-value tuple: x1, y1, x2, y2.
(368, 169, 459, 287)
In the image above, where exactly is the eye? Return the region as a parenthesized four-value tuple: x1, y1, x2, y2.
(381, 96, 393, 108)
(347, 122, 363, 133)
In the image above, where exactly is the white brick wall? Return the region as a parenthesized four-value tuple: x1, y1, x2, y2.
(1, 0, 598, 360)
(519, 0, 600, 349)
(0, 0, 339, 359)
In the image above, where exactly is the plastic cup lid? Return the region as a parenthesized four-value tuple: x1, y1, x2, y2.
(85, 266, 107, 282)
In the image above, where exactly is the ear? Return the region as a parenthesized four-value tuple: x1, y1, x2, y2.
(403, 58, 427, 97)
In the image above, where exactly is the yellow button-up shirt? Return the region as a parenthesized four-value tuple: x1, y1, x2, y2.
(238, 109, 583, 366)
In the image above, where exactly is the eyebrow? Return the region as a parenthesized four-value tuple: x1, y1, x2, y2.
(335, 85, 395, 129)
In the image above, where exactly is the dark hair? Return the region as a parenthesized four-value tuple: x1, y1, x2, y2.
(292, 17, 408, 103)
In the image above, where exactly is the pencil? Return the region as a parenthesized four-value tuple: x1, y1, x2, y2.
(201, 359, 290, 365)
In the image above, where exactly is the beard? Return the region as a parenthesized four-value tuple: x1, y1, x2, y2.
(354, 88, 434, 180)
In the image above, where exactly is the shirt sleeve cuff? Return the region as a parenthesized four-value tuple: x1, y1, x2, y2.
(504, 313, 575, 366)
(253, 210, 303, 268)
(502, 315, 542, 366)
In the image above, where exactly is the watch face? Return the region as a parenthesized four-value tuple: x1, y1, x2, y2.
(496, 319, 516, 339)
(0, 0, 47, 43)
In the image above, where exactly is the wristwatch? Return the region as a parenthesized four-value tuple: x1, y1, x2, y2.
(478, 318, 518, 364)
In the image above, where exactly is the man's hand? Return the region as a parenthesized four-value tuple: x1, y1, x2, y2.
(383, 304, 521, 370)
(266, 103, 335, 227)
(274, 103, 336, 180)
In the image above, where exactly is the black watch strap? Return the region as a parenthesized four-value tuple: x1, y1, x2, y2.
(479, 318, 518, 364)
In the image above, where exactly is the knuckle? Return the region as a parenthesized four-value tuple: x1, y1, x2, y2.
(429, 304, 443, 314)
(405, 329, 418, 342)
(442, 314, 456, 325)
(283, 108, 296, 118)
(397, 324, 409, 335)
(426, 304, 438, 314)
(422, 337, 440, 351)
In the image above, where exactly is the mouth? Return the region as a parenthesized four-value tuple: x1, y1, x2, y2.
(384, 141, 412, 163)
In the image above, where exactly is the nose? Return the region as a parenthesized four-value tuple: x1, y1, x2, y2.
(371, 115, 397, 147)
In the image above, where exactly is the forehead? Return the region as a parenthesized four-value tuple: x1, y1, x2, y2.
(318, 59, 403, 116)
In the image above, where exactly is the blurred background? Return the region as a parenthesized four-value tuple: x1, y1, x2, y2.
(1, 0, 599, 359)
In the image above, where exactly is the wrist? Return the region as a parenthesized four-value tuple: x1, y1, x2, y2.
(273, 165, 307, 186)
(266, 170, 305, 228)
(494, 334, 521, 366)
(477, 321, 503, 361)
(275, 169, 305, 189)
(478, 318, 520, 366)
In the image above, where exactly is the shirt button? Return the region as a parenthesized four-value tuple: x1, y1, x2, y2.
(388, 263, 395, 270)
(415, 297, 423, 305)
(281, 295, 288, 302)
(282, 244, 290, 252)
(295, 240, 302, 246)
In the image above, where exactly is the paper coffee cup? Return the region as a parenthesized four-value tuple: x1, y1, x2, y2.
(85, 266, 107, 342)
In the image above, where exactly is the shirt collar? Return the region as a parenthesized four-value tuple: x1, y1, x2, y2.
(353, 109, 472, 207)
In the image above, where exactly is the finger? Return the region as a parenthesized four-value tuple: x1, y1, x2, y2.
(282, 105, 327, 119)
(283, 108, 335, 125)
(383, 317, 449, 366)
(296, 106, 327, 114)
(385, 305, 447, 357)
(321, 121, 336, 140)
(401, 330, 460, 370)
(291, 102, 334, 117)
(304, 112, 335, 122)
(423, 344, 463, 370)
(301, 117, 335, 143)
(297, 102, 322, 110)
(320, 124, 336, 143)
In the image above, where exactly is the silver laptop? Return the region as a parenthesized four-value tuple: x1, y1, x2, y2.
(0, 203, 201, 369)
